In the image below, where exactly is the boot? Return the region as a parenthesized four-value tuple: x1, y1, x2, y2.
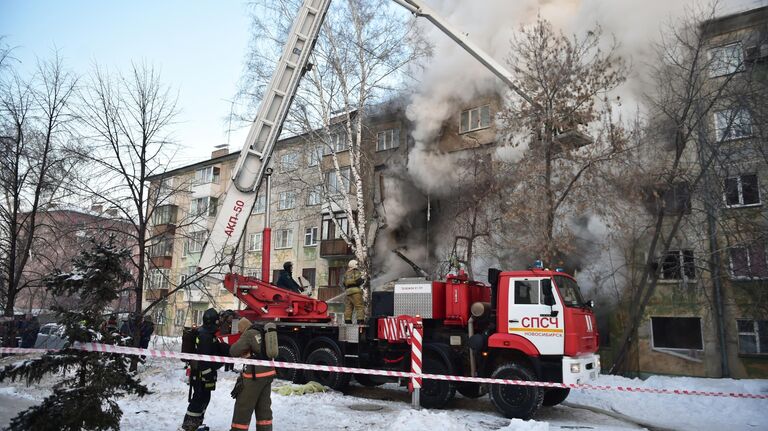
(181, 414, 203, 431)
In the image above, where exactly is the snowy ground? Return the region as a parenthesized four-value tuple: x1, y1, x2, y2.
(1, 339, 767, 431)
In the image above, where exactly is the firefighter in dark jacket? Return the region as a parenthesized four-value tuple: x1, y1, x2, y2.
(274, 261, 302, 294)
(229, 317, 277, 431)
(343, 259, 365, 324)
(181, 308, 226, 431)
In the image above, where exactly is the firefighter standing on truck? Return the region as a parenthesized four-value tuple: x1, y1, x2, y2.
(229, 317, 278, 431)
(181, 308, 226, 431)
(343, 259, 365, 324)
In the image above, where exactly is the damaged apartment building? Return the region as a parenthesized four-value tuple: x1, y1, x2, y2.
(142, 93, 502, 336)
(613, 6, 768, 379)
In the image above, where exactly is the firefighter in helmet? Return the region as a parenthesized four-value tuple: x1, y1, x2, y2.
(229, 317, 278, 431)
(343, 259, 365, 324)
(275, 261, 302, 294)
(181, 308, 226, 431)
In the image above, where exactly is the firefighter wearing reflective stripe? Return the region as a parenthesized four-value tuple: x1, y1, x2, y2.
(229, 317, 278, 431)
(182, 308, 226, 431)
(343, 259, 365, 324)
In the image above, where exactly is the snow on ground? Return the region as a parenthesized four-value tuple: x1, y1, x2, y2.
(1, 344, 767, 431)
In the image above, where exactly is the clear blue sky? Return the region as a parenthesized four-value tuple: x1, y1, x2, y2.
(1, 0, 253, 167)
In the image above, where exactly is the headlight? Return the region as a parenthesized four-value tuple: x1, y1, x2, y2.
(596, 357, 601, 371)
(570, 363, 581, 374)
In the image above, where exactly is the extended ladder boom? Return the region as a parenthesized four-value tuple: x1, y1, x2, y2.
(199, 0, 332, 274)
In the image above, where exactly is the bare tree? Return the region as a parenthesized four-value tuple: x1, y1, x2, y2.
(495, 17, 629, 266)
(0, 50, 78, 321)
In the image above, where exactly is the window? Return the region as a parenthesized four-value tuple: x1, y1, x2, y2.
(190, 309, 203, 326)
(376, 128, 400, 151)
(190, 197, 218, 217)
(651, 317, 704, 351)
(737, 319, 768, 355)
(248, 233, 263, 252)
(278, 191, 296, 210)
(307, 186, 322, 206)
(159, 178, 174, 198)
(709, 43, 744, 77)
(328, 266, 345, 287)
(185, 230, 206, 254)
(302, 268, 316, 287)
(147, 268, 170, 290)
(175, 309, 185, 327)
(323, 132, 347, 155)
(252, 195, 266, 214)
(304, 227, 319, 246)
(153, 205, 177, 225)
(308, 146, 321, 167)
(724, 174, 760, 207)
(179, 266, 203, 288)
(514, 280, 540, 305)
(246, 269, 262, 278)
(662, 182, 691, 215)
(460, 105, 491, 133)
(280, 152, 299, 172)
(194, 166, 220, 184)
(274, 229, 293, 249)
(553, 275, 585, 307)
(659, 250, 696, 280)
(322, 215, 349, 240)
(149, 236, 174, 257)
(325, 167, 351, 194)
(729, 244, 768, 278)
(715, 108, 752, 141)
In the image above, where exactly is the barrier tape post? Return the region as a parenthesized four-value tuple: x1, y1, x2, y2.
(2, 343, 768, 401)
(410, 316, 423, 409)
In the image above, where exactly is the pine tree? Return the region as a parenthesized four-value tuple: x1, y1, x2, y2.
(0, 237, 149, 431)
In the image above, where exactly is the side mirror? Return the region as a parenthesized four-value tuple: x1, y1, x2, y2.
(587, 299, 595, 308)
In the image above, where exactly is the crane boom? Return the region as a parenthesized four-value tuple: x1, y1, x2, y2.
(199, 0, 535, 276)
(199, 0, 332, 274)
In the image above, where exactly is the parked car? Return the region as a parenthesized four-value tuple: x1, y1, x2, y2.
(34, 323, 67, 349)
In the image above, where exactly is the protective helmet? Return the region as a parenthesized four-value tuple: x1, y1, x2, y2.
(283, 261, 293, 271)
(202, 308, 219, 326)
(348, 259, 358, 269)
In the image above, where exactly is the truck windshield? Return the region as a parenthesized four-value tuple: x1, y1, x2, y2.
(553, 275, 586, 307)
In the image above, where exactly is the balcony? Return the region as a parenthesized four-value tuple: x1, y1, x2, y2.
(150, 256, 172, 268)
(145, 288, 169, 301)
(319, 238, 354, 258)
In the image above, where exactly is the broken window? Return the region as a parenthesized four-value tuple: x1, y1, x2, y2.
(737, 319, 768, 355)
(662, 182, 691, 215)
(728, 244, 768, 278)
(659, 249, 696, 280)
(724, 174, 760, 207)
(460, 105, 491, 133)
(715, 108, 752, 141)
(651, 317, 703, 351)
(709, 43, 744, 77)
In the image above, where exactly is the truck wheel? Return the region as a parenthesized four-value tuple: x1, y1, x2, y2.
(457, 383, 485, 399)
(420, 357, 455, 409)
(275, 345, 300, 383)
(488, 363, 543, 420)
(305, 347, 351, 391)
(542, 388, 570, 406)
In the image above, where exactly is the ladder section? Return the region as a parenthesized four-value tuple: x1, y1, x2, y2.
(199, 0, 331, 274)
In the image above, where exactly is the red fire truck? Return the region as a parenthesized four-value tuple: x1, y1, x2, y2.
(196, 0, 601, 419)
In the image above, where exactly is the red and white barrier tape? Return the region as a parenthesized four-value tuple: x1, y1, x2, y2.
(2, 344, 767, 400)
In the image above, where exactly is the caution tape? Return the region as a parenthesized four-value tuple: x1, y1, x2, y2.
(2, 343, 767, 400)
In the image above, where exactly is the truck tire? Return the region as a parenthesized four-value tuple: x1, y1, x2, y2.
(488, 363, 543, 420)
(420, 356, 455, 409)
(305, 347, 351, 391)
(275, 344, 300, 383)
(542, 388, 570, 406)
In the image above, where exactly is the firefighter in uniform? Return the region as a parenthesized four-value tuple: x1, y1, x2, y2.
(229, 317, 277, 431)
(182, 308, 225, 431)
(343, 259, 365, 324)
